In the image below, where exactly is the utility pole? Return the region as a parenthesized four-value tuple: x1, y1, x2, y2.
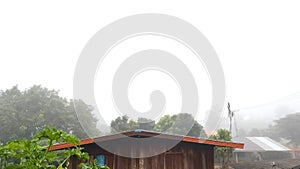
(228, 102, 234, 134)
(226, 102, 234, 169)
(228, 102, 239, 137)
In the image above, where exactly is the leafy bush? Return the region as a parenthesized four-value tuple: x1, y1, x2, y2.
(209, 129, 233, 169)
(0, 126, 109, 169)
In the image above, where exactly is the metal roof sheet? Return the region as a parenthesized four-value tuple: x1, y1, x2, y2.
(233, 137, 290, 152)
(50, 130, 244, 151)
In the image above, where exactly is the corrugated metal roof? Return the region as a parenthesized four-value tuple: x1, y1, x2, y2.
(50, 130, 244, 151)
(232, 137, 290, 152)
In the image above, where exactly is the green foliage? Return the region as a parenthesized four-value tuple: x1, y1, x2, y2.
(0, 126, 109, 169)
(0, 85, 99, 144)
(187, 120, 207, 138)
(209, 129, 231, 141)
(110, 116, 155, 132)
(273, 112, 300, 146)
(111, 113, 207, 138)
(209, 129, 232, 169)
(154, 115, 175, 132)
(154, 113, 207, 137)
(247, 113, 300, 146)
(79, 160, 109, 169)
(110, 116, 135, 132)
(136, 118, 155, 131)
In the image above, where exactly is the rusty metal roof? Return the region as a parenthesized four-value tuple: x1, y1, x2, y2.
(50, 130, 244, 151)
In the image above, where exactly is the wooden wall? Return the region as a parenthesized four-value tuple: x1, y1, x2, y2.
(69, 142, 214, 169)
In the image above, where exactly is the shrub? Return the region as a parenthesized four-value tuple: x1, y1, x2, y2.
(0, 126, 109, 169)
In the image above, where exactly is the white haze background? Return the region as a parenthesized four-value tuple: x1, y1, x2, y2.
(1, 1, 300, 133)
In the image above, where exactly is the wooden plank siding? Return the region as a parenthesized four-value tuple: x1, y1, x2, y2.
(50, 131, 243, 169)
(69, 142, 214, 169)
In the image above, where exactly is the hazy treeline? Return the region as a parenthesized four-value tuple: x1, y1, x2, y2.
(0, 85, 208, 144)
(241, 113, 300, 147)
(110, 113, 207, 138)
(0, 85, 98, 144)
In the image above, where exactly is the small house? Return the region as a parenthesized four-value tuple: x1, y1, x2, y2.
(51, 130, 244, 169)
(232, 137, 291, 163)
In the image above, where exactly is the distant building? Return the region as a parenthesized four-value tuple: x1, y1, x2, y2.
(231, 159, 300, 169)
(51, 130, 244, 169)
(232, 137, 291, 163)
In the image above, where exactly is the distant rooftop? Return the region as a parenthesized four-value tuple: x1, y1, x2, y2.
(232, 137, 290, 152)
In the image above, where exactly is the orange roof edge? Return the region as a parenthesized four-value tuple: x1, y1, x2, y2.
(49, 138, 94, 151)
(50, 131, 244, 151)
(183, 137, 244, 149)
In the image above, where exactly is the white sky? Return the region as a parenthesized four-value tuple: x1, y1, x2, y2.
(1, 1, 300, 128)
